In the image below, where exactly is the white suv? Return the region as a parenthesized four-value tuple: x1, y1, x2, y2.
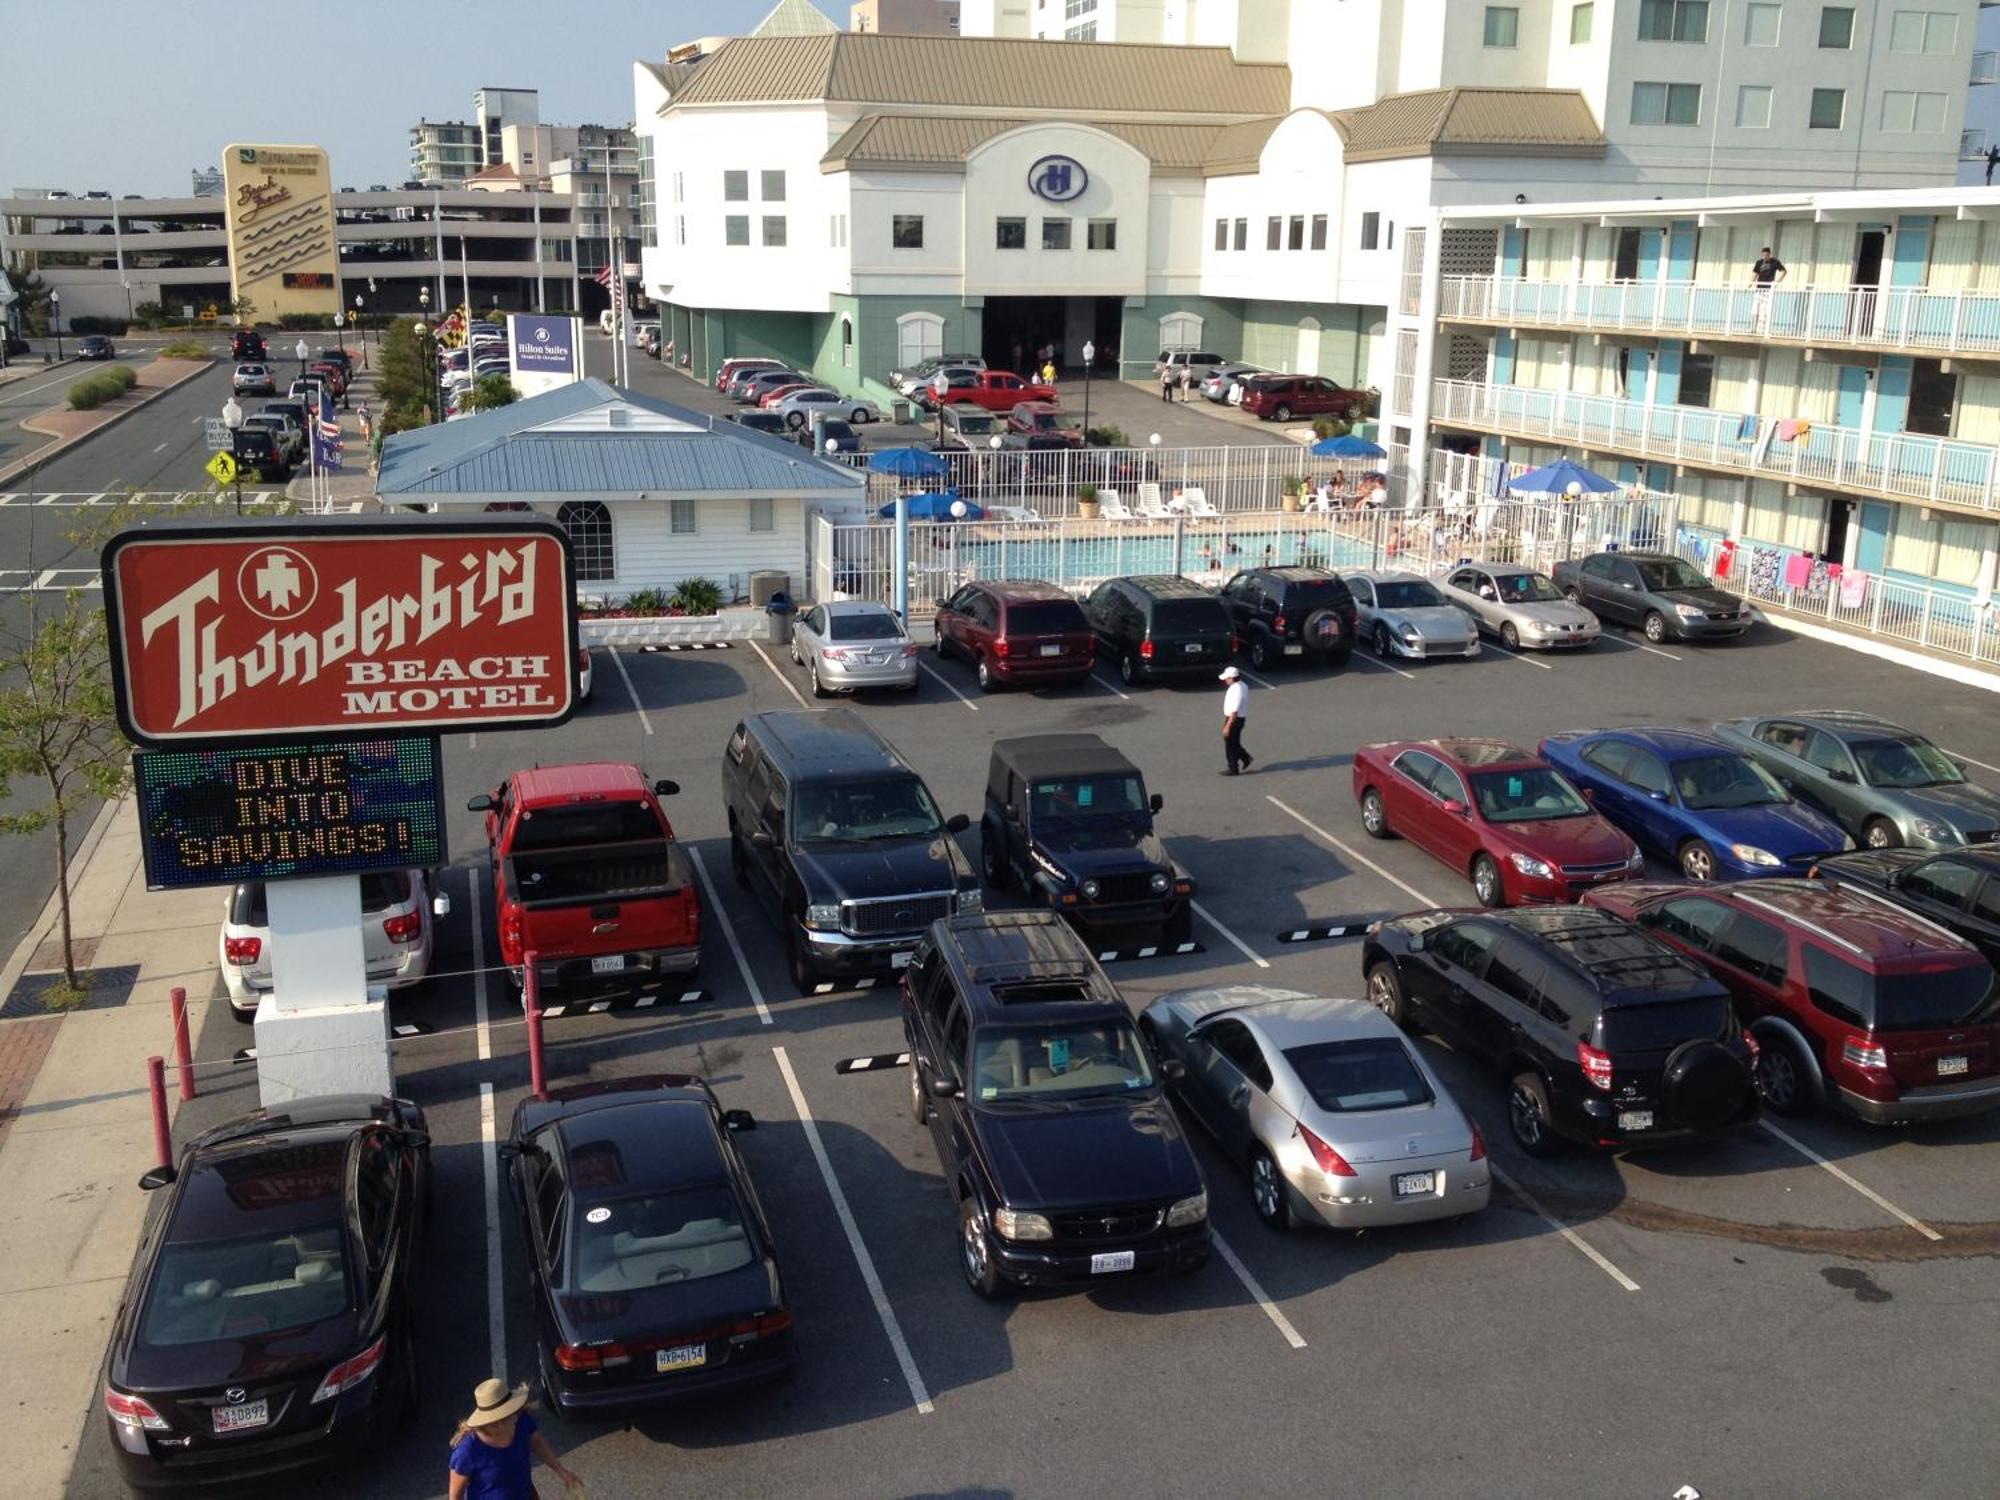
(219, 870, 446, 1019)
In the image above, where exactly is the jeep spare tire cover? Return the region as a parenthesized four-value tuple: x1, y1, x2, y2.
(1303, 608, 1344, 652)
(1660, 1038, 1750, 1131)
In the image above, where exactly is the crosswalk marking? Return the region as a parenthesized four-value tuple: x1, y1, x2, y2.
(0, 489, 282, 508)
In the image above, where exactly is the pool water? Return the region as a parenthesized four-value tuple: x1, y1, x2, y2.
(951, 527, 1382, 584)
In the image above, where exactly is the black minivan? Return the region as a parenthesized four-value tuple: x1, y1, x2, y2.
(723, 709, 983, 994)
(1083, 575, 1236, 686)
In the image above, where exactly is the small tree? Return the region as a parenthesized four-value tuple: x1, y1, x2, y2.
(12, 269, 52, 335)
(375, 320, 434, 422)
(461, 373, 520, 412)
(230, 295, 257, 324)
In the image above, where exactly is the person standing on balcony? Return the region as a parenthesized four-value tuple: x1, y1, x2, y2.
(1987, 144, 1998, 185)
(1751, 246, 1787, 330)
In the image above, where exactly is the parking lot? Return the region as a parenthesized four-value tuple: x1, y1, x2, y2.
(77, 610, 2000, 1500)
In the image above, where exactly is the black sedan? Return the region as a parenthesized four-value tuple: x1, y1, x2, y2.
(102, 1096, 428, 1493)
(505, 1075, 792, 1417)
(1811, 847, 2000, 967)
(79, 334, 116, 360)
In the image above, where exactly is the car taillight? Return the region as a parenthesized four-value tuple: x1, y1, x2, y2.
(555, 1340, 632, 1371)
(1469, 1122, 1487, 1162)
(901, 643, 920, 657)
(1298, 1123, 1356, 1177)
(499, 909, 524, 964)
(1578, 1040, 1614, 1092)
(223, 935, 262, 966)
(383, 912, 421, 944)
(819, 647, 849, 662)
(1273, 613, 1288, 633)
(1842, 1035, 1889, 1071)
(995, 638, 1012, 658)
(1140, 639, 1155, 659)
(104, 1388, 170, 1432)
(311, 1334, 386, 1403)
(1231, 635, 1243, 653)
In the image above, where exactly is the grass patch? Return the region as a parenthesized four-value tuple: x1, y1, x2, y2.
(156, 340, 208, 359)
(38, 977, 92, 1013)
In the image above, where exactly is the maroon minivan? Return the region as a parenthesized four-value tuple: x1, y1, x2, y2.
(933, 580, 1095, 692)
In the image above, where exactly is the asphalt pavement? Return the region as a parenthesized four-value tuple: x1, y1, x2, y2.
(62, 610, 2000, 1499)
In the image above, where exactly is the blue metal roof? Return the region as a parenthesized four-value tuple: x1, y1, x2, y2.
(375, 378, 864, 498)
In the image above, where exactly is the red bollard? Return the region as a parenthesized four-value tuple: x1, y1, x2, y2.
(169, 986, 197, 1102)
(146, 1056, 173, 1173)
(523, 950, 548, 1101)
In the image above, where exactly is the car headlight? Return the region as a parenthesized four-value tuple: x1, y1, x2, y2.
(955, 885, 984, 913)
(1911, 819, 1959, 844)
(1627, 848, 1646, 869)
(1729, 844, 1781, 868)
(804, 903, 842, 931)
(1400, 623, 1422, 640)
(1841, 834, 1857, 851)
(1674, 602, 1705, 618)
(1149, 871, 1171, 895)
(1080, 878, 1102, 901)
(992, 1207, 1053, 1242)
(1164, 1191, 1208, 1228)
(1508, 852, 1554, 879)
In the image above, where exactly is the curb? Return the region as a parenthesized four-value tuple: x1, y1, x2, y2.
(0, 357, 216, 490)
(0, 795, 128, 1023)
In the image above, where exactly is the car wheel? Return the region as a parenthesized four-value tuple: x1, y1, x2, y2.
(908, 1060, 930, 1124)
(809, 659, 829, 699)
(1507, 1072, 1557, 1157)
(1120, 651, 1138, 685)
(1472, 854, 1505, 908)
(1360, 788, 1392, 839)
(1863, 817, 1900, 850)
(1273, 404, 1293, 422)
(1754, 1032, 1816, 1116)
(1500, 621, 1521, 651)
(231, 998, 257, 1024)
(786, 412, 805, 430)
(790, 638, 802, 666)
(1250, 1149, 1294, 1232)
(980, 831, 1011, 890)
(1373, 623, 1394, 658)
(1643, 611, 1668, 644)
(1678, 840, 1717, 881)
(851, 408, 870, 424)
(1249, 637, 1272, 671)
(975, 655, 996, 691)
(1366, 962, 1409, 1026)
(959, 1196, 1004, 1299)
(788, 929, 820, 995)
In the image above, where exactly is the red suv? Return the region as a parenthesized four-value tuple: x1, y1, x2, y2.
(1354, 738, 1642, 907)
(1583, 879, 2000, 1124)
(1238, 375, 1365, 424)
(933, 580, 1094, 692)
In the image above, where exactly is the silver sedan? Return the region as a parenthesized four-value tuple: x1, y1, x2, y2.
(1441, 563, 1600, 651)
(1345, 570, 1482, 660)
(1141, 986, 1490, 1232)
(771, 387, 881, 429)
(790, 600, 920, 695)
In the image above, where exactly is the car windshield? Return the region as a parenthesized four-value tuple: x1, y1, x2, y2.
(793, 776, 944, 842)
(1028, 774, 1147, 820)
(827, 610, 904, 642)
(971, 1020, 1155, 1102)
(1671, 754, 1789, 809)
(1851, 735, 1964, 788)
(509, 801, 663, 850)
(1374, 580, 1445, 609)
(1804, 947, 1997, 1031)
(1634, 558, 1711, 591)
(1468, 767, 1591, 822)
(573, 1184, 755, 1292)
(141, 1223, 348, 1347)
(1490, 572, 1564, 603)
(1284, 1038, 1434, 1112)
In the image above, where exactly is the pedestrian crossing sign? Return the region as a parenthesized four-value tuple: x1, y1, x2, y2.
(205, 451, 237, 486)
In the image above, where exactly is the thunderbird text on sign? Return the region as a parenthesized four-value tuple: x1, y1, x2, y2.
(103, 519, 577, 745)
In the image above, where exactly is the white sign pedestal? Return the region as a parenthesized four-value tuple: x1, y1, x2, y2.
(252, 876, 394, 1107)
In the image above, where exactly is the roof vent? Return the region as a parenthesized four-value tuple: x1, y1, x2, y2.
(607, 406, 629, 428)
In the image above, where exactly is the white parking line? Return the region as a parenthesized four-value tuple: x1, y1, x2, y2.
(470, 883, 507, 1380)
(1947, 748, 2000, 776)
(917, 658, 980, 711)
(1758, 1120, 1942, 1242)
(1349, 649, 1418, 681)
(1210, 1230, 1307, 1349)
(688, 846, 772, 1026)
(749, 639, 810, 709)
(772, 1045, 934, 1415)
(608, 647, 654, 736)
(1190, 899, 1270, 969)
(151, 442, 168, 454)
(1090, 668, 1132, 700)
(1482, 640, 1554, 671)
(1599, 633, 1682, 662)
(1266, 796, 1439, 908)
(1238, 667, 1279, 690)
(1489, 1165, 1641, 1291)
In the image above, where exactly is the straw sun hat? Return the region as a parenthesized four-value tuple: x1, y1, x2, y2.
(463, 1378, 529, 1428)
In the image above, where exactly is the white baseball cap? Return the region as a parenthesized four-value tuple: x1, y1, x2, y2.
(1218, 666, 1242, 681)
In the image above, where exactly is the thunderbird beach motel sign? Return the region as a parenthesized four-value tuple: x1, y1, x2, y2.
(102, 518, 578, 746)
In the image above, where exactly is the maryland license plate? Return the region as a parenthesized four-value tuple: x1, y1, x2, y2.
(213, 1400, 268, 1434)
(590, 955, 626, 975)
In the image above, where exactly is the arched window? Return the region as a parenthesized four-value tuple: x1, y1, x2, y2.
(558, 500, 614, 582)
(1158, 311, 1204, 352)
(896, 311, 944, 370)
(1296, 317, 1321, 377)
(840, 316, 855, 368)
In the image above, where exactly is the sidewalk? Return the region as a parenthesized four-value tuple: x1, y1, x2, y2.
(0, 797, 219, 1498)
(285, 365, 381, 513)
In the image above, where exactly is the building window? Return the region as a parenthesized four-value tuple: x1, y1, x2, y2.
(1736, 84, 1773, 127)
(1809, 86, 1846, 128)
(1087, 218, 1117, 250)
(762, 215, 787, 247)
(670, 498, 698, 535)
(1483, 5, 1519, 45)
(1232, 218, 1247, 251)
(1679, 352, 1716, 408)
(558, 501, 613, 582)
(1214, 218, 1229, 251)
(725, 215, 749, 246)
(1360, 211, 1381, 250)
(1570, 2, 1594, 41)
(1266, 216, 1282, 250)
(1310, 214, 1328, 250)
(761, 170, 786, 201)
(1906, 357, 1956, 435)
(997, 217, 1027, 249)
(1881, 90, 1948, 131)
(723, 170, 748, 201)
(1043, 217, 1072, 250)
(1743, 1, 1780, 42)
(897, 311, 944, 368)
(1066, 20, 1097, 38)
(1639, 0, 1707, 38)
(1631, 80, 1702, 124)
(1064, 0, 1093, 15)
(840, 317, 854, 368)
(1818, 6, 1854, 45)
(749, 497, 775, 532)
(1888, 9, 1956, 53)
(676, 215, 686, 245)
(1287, 215, 1305, 250)
(673, 171, 684, 204)
(893, 214, 924, 249)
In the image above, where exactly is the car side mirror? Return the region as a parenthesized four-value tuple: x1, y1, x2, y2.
(934, 597, 950, 611)
(1148, 793, 1165, 814)
(1828, 768, 1856, 784)
(723, 1109, 757, 1133)
(928, 1075, 963, 1099)
(1648, 789, 1670, 803)
(138, 1165, 177, 1191)
(1480, 587, 1496, 599)
(946, 813, 970, 834)
(750, 829, 775, 848)
(1159, 1059, 1186, 1083)
(1441, 799, 1468, 817)
(432, 893, 452, 919)
(654, 779, 680, 797)
(466, 793, 493, 812)
(495, 1142, 520, 1162)
(1618, 580, 1635, 590)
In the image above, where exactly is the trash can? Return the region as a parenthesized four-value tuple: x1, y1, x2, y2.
(765, 591, 796, 646)
(892, 399, 913, 425)
(749, 569, 790, 607)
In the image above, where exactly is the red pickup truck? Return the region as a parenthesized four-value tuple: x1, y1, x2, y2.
(922, 370, 1057, 413)
(469, 762, 700, 995)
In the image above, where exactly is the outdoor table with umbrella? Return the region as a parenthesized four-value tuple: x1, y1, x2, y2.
(1504, 456, 1620, 564)
(878, 489, 982, 598)
(868, 448, 952, 619)
(1307, 433, 1387, 511)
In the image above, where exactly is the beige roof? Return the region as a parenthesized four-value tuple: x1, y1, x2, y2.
(820, 113, 1234, 174)
(673, 32, 1289, 117)
(751, 0, 837, 37)
(1200, 115, 1288, 176)
(1331, 87, 1604, 163)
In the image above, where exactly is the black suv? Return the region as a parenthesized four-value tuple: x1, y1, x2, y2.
(901, 911, 1210, 1296)
(723, 709, 981, 994)
(1811, 847, 2000, 968)
(1362, 907, 1759, 1154)
(231, 329, 267, 361)
(1218, 566, 1357, 670)
(981, 734, 1192, 945)
(231, 426, 293, 480)
(1083, 575, 1236, 685)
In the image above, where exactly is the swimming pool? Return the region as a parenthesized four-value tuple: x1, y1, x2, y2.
(948, 525, 1384, 586)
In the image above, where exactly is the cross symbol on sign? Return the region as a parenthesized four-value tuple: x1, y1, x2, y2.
(253, 552, 304, 612)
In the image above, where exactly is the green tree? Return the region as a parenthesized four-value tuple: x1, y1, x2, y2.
(10, 268, 51, 334)
(375, 320, 435, 423)
(461, 373, 519, 412)
(230, 295, 257, 323)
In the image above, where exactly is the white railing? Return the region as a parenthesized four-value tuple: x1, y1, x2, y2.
(1439, 273, 2000, 360)
(1431, 377, 2000, 513)
(1974, 49, 1999, 83)
(1963, 128, 1991, 159)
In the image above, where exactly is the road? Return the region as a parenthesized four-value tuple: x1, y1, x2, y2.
(64, 612, 2000, 1499)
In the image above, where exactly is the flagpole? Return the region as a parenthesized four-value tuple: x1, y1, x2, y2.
(604, 147, 623, 389)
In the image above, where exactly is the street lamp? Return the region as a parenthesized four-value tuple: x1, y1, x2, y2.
(49, 290, 62, 361)
(413, 318, 439, 424)
(295, 337, 310, 390)
(353, 293, 366, 363)
(988, 433, 1002, 503)
(221, 396, 245, 515)
(333, 310, 345, 363)
(1081, 338, 1096, 444)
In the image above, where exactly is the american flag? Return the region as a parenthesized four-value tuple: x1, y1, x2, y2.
(315, 414, 343, 444)
(593, 264, 615, 289)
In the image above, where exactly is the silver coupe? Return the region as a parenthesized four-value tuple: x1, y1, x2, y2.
(790, 600, 920, 696)
(1441, 563, 1601, 651)
(1345, 570, 1482, 660)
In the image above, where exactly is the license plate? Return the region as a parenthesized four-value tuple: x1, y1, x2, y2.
(1938, 1055, 1969, 1076)
(891, 950, 913, 969)
(1283, 643, 1304, 655)
(1618, 1110, 1655, 1131)
(1039, 643, 1062, 657)
(590, 955, 626, 975)
(1090, 1250, 1135, 1274)
(1392, 1171, 1436, 1198)
(213, 1400, 268, 1434)
(1182, 643, 1203, 654)
(656, 1343, 706, 1372)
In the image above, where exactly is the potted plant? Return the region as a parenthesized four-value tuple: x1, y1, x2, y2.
(1075, 482, 1101, 521)
(1280, 475, 1307, 513)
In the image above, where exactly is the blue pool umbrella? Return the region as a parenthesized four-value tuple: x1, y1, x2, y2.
(867, 446, 949, 478)
(1310, 433, 1387, 459)
(879, 489, 982, 521)
(1506, 457, 1619, 495)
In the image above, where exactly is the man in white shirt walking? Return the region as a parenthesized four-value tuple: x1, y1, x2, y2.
(1219, 665, 1253, 775)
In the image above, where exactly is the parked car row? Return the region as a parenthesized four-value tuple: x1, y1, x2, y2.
(713, 357, 880, 426)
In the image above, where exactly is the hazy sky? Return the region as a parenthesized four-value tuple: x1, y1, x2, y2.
(1, 0, 845, 197)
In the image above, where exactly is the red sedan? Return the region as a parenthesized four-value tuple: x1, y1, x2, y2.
(1352, 738, 1643, 907)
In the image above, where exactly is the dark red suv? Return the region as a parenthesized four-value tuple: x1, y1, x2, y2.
(1238, 375, 1365, 424)
(1584, 879, 2000, 1124)
(934, 581, 1094, 692)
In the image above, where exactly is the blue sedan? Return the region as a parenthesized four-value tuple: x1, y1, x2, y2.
(1539, 726, 1849, 881)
